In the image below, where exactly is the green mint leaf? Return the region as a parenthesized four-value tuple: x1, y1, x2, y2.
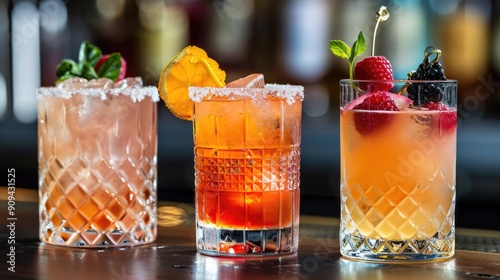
(78, 40, 102, 67)
(329, 31, 367, 79)
(96, 53, 121, 82)
(80, 61, 99, 80)
(329, 40, 351, 59)
(55, 59, 79, 78)
(351, 31, 366, 62)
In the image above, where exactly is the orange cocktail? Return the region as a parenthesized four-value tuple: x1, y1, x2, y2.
(191, 84, 303, 256)
(157, 45, 303, 256)
(339, 80, 457, 261)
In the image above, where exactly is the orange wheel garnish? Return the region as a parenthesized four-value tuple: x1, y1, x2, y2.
(158, 46, 226, 120)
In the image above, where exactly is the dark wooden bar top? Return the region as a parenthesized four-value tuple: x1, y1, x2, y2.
(1, 187, 500, 279)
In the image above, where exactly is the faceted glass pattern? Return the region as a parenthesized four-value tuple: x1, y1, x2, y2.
(340, 181, 455, 260)
(193, 86, 302, 256)
(38, 93, 157, 247)
(195, 147, 301, 255)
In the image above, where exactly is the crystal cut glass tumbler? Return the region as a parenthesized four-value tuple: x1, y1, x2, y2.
(339, 80, 457, 261)
(191, 84, 303, 256)
(38, 78, 158, 247)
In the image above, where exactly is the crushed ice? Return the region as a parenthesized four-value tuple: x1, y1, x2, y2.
(37, 77, 159, 102)
(188, 83, 304, 104)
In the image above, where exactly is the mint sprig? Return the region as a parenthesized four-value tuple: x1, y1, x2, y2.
(329, 31, 366, 79)
(79, 40, 102, 67)
(55, 40, 122, 84)
(96, 53, 121, 80)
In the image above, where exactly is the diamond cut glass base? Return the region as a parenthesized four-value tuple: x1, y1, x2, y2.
(39, 181, 157, 247)
(40, 214, 156, 247)
(340, 231, 455, 262)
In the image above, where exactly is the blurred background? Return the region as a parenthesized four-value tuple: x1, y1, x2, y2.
(1, 0, 499, 229)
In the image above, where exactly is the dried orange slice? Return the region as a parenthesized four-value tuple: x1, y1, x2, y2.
(158, 46, 226, 120)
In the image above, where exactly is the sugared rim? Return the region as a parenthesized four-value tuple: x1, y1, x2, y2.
(340, 79, 457, 83)
(188, 83, 304, 104)
(37, 86, 160, 102)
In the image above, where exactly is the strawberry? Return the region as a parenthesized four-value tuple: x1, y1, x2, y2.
(353, 91, 399, 135)
(354, 56, 393, 91)
(95, 54, 127, 82)
(423, 102, 457, 132)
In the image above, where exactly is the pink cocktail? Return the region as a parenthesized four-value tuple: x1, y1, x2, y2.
(38, 77, 158, 247)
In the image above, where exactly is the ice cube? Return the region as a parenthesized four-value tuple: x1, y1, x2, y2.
(410, 112, 433, 138)
(226, 73, 265, 88)
(57, 77, 88, 90)
(77, 94, 114, 129)
(85, 78, 114, 90)
(115, 77, 143, 89)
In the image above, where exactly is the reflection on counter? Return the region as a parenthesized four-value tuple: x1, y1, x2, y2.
(157, 206, 187, 227)
(338, 258, 459, 280)
(36, 243, 161, 279)
(193, 253, 300, 279)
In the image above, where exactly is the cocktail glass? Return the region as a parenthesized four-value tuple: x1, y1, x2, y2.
(339, 79, 457, 261)
(38, 77, 158, 247)
(190, 84, 303, 256)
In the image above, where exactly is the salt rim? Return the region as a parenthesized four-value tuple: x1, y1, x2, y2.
(37, 85, 159, 103)
(188, 83, 304, 104)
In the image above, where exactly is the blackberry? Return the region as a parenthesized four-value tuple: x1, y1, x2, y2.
(407, 46, 447, 105)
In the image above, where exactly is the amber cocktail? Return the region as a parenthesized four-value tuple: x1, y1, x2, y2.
(190, 84, 303, 256)
(339, 80, 457, 261)
(38, 77, 158, 247)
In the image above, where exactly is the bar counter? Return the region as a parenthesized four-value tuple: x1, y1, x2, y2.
(1, 188, 500, 279)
